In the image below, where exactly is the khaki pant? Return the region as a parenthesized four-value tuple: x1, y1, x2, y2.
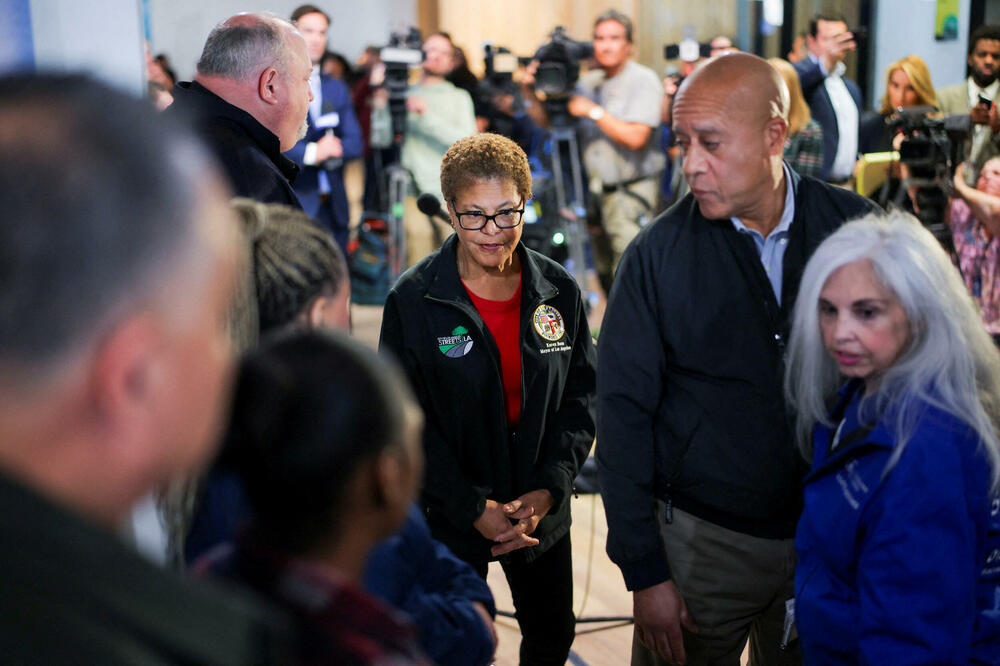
(631, 505, 800, 666)
(593, 176, 659, 278)
(403, 194, 453, 268)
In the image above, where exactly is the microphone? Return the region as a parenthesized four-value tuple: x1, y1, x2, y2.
(315, 100, 342, 171)
(417, 193, 452, 223)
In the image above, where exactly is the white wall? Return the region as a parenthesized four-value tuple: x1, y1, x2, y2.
(148, 0, 416, 81)
(29, 0, 146, 94)
(871, 0, 970, 111)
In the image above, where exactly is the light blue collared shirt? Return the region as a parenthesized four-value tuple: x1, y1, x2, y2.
(730, 164, 795, 305)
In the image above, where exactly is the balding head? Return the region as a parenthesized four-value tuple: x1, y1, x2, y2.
(195, 12, 313, 151)
(197, 13, 298, 82)
(678, 52, 788, 130)
(672, 53, 789, 230)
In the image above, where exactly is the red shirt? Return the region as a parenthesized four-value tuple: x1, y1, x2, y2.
(465, 280, 522, 426)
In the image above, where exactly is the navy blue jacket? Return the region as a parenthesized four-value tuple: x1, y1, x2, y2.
(597, 170, 877, 591)
(168, 81, 301, 208)
(796, 381, 1000, 664)
(364, 505, 496, 666)
(793, 58, 862, 181)
(285, 74, 362, 240)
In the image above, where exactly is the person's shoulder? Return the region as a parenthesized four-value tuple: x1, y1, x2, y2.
(625, 194, 707, 258)
(798, 175, 878, 219)
(321, 75, 351, 96)
(625, 60, 660, 83)
(524, 246, 578, 290)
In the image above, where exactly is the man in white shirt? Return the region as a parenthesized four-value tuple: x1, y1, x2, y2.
(793, 13, 862, 183)
(937, 25, 1000, 181)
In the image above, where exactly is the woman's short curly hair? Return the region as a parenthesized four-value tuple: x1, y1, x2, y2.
(440, 133, 533, 205)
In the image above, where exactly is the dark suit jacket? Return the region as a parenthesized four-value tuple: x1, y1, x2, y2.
(794, 58, 862, 181)
(169, 81, 302, 208)
(285, 75, 363, 235)
(0, 472, 292, 664)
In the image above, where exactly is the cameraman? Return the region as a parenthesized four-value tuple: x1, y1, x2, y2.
(528, 10, 664, 279)
(949, 159, 1000, 341)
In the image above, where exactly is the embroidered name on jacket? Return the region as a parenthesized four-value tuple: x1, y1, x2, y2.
(438, 326, 474, 358)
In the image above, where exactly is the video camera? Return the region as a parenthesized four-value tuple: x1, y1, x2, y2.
(533, 27, 593, 98)
(379, 27, 423, 146)
(888, 106, 971, 244)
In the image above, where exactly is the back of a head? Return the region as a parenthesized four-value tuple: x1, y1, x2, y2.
(230, 199, 347, 334)
(222, 330, 416, 554)
(0, 73, 203, 377)
(197, 14, 292, 82)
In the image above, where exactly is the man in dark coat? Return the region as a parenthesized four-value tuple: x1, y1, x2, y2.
(0, 73, 290, 664)
(169, 13, 314, 208)
(597, 53, 877, 666)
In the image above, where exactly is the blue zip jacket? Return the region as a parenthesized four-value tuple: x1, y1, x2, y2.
(795, 380, 1000, 664)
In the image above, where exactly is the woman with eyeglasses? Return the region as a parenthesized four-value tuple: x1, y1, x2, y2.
(379, 132, 596, 666)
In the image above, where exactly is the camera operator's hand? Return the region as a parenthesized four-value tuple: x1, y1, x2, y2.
(406, 96, 427, 115)
(315, 133, 343, 162)
(517, 59, 539, 89)
(568, 95, 599, 119)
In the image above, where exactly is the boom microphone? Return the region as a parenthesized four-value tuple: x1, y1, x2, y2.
(416, 193, 451, 222)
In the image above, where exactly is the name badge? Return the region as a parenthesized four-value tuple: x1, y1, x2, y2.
(315, 112, 340, 129)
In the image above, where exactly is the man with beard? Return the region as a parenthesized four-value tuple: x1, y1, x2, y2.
(937, 25, 1000, 180)
(169, 13, 313, 208)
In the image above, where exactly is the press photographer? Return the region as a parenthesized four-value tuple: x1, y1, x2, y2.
(525, 10, 663, 282)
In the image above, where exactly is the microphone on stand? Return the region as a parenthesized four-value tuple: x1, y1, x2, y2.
(416, 193, 452, 223)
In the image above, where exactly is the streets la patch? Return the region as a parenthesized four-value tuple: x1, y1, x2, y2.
(533, 305, 565, 341)
(438, 326, 474, 357)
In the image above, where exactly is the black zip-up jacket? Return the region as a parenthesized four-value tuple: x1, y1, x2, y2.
(168, 81, 302, 209)
(596, 169, 878, 591)
(379, 235, 596, 564)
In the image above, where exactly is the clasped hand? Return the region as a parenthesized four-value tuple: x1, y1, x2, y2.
(473, 489, 554, 557)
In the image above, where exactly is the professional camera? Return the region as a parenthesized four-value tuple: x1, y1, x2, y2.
(533, 26, 593, 98)
(889, 106, 971, 245)
(379, 27, 423, 146)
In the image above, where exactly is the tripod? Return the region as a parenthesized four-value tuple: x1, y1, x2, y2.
(546, 122, 590, 293)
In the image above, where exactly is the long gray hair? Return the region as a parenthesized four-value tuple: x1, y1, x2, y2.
(784, 210, 1000, 488)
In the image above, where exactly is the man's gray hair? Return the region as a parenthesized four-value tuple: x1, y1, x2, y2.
(0, 73, 210, 371)
(784, 210, 1000, 490)
(196, 14, 293, 82)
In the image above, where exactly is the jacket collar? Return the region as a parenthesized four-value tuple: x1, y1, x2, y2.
(807, 380, 896, 478)
(174, 81, 300, 184)
(424, 235, 558, 307)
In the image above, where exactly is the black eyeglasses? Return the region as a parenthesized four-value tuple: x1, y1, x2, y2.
(451, 200, 525, 230)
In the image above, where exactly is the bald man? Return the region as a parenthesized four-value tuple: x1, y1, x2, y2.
(596, 53, 876, 666)
(169, 13, 314, 208)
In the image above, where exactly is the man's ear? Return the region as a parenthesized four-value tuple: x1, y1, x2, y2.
(307, 296, 327, 329)
(86, 314, 163, 468)
(765, 117, 788, 156)
(258, 67, 280, 105)
(372, 450, 408, 509)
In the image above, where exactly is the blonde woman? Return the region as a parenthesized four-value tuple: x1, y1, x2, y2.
(770, 57, 824, 178)
(860, 54, 937, 154)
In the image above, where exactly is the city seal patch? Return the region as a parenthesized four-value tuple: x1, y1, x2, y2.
(532, 305, 565, 341)
(437, 326, 474, 358)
